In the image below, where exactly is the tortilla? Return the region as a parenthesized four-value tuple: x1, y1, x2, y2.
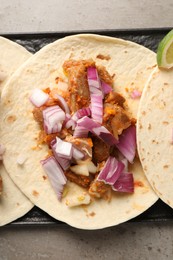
(0, 37, 33, 226)
(0, 34, 158, 229)
(0, 37, 32, 92)
(137, 67, 173, 209)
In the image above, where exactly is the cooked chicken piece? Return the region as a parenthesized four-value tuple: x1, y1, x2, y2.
(65, 169, 92, 188)
(97, 65, 114, 86)
(92, 136, 110, 163)
(105, 91, 125, 108)
(89, 179, 111, 199)
(103, 103, 131, 140)
(63, 60, 95, 112)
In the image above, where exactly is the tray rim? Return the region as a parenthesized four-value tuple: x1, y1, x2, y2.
(1, 28, 173, 228)
(0, 27, 173, 39)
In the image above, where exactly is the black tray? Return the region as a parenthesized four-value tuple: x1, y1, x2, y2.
(2, 28, 173, 226)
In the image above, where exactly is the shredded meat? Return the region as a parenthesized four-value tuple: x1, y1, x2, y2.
(89, 179, 111, 199)
(92, 136, 110, 163)
(32, 106, 45, 126)
(103, 103, 131, 140)
(0, 175, 2, 195)
(63, 59, 95, 112)
(65, 170, 92, 188)
(38, 129, 69, 146)
(97, 65, 114, 86)
(105, 91, 125, 108)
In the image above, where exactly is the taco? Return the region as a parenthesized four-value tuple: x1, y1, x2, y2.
(137, 67, 173, 208)
(0, 34, 158, 229)
(0, 37, 33, 226)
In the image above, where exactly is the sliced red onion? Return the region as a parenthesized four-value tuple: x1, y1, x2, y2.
(101, 81, 112, 95)
(77, 116, 118, 146)
(55, 137, 72, 159)
(30, 88, 49, 107)
(51, 141, 70, 170)
(130, 90, 142, 99)
(54, 94, 70, 114)
(112, 172, 134, 193)
(73, 125, 89, 138)
(43, 105, 65, 134)
(120, 157, 128, 172)
(97, 156, 124, 185)
(72, 107, 91, 122)
(41, 156, 67, 201)
(65, 118, 76, 130)
(72, 146, 85, 161)
(90, 93, 103, 124)
(116, 125, 136, 163)
(87, 67, 102, 93)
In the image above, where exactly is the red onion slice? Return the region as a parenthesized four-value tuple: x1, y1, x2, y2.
(116, 125, 136, 163)
(90, 93, 103, 124)
(87, 67, 102, 92)
(30, 88, 49, 107)
(54, 94, 70, 114)
(130, 90, 142, 99)
(73, 125, 89, 138)
(77, 116, 118, 146)
(43, 106, 65, 134)
(51, 141, 71, 170)
(55, 137, 72, 159)
(97, 156, 125, 185)
(101, 81, 112, 95)
(41, 156, 67, 201)
(112, 172, 134, 193)
(72, 107, 91, 122)
(72, 146, 85, 161)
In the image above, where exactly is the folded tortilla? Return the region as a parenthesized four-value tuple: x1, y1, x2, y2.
(0, 34, 158, 229)
(137, 67, 173, 209)
(0, 37, 33, 226)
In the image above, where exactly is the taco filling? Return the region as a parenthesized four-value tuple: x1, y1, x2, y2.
(30, 59, 137, 206)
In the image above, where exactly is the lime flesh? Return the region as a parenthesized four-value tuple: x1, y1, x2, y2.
(157, 29, 173, 69)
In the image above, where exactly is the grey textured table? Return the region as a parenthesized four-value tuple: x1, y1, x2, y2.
(0, 1, 173, 259)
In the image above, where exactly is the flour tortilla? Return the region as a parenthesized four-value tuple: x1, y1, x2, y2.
(137, 67, 173, 208)
(0, 37, 32, 92)
(0, 37, 33, 226)
(0, 34, 158, 229)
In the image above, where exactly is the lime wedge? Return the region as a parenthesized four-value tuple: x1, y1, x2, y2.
(157, 29, 173, 69)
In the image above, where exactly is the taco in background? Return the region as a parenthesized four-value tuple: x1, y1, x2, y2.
(137, 67, 173, 209)
(0, 37, 33, 226)
(0, 34, 158, 229)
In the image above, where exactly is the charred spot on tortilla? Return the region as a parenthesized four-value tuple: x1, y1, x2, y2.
(147, 65, 157, 70)
(163, 165, 169, 169)
(139, 123, 143, 129)
(96, 54, 111, 61)
(32, 190, 39, 197)
(148, 124, 151, 130)
(42, 175, 47, 180)
(6, 115, 17, 123)
(162, 121, 169, 125)
(134, 181, 144, 188)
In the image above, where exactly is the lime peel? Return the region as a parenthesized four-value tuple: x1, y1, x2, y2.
(157, 29, 173, 69)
